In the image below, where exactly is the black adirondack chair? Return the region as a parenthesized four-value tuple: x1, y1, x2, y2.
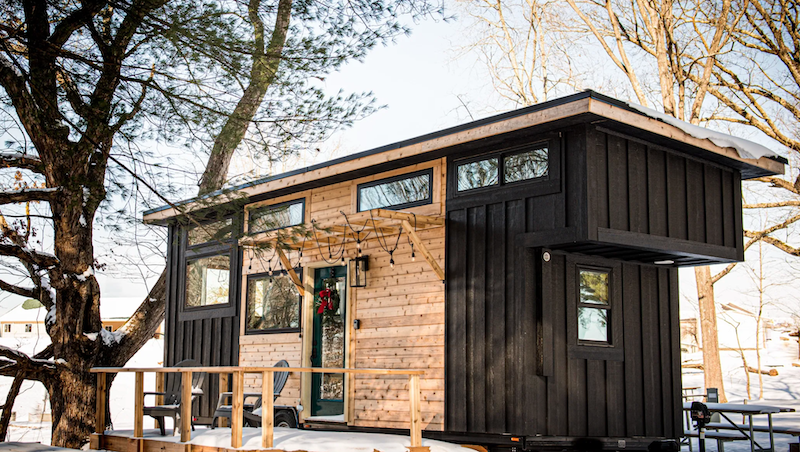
(211, 360, 290, 428)
(143, 359, 205, 436)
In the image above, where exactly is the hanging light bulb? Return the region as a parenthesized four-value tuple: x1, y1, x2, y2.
(411, 243, 416, 262)
(389, 251, 395, 269)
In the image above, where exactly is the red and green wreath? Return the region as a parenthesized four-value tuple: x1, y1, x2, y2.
(315, 277, 340, 318)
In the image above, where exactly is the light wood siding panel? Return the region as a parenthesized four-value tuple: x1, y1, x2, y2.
(239, 159, 446, 432)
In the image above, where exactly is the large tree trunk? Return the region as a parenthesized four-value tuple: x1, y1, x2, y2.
(48, 369, 97, 448)
(695, 266, 727, 402)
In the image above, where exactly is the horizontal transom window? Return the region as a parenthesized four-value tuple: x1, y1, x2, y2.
(357, 169, 433, 211)
(248, 199, 304, 234)
(456, 143, 549, 192)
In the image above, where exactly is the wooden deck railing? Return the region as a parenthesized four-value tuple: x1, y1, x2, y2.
(90, 366, 426, 449)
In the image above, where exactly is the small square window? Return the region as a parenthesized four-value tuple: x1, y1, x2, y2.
(105, 325, 113, 332)
(247, 272, 302, 333)
(185, 254, 231, 308)
(457, 158, 499, 191)
(24, 324, 32, 333)
(248, 200, 304, 234)
(3, 324, 10, 333)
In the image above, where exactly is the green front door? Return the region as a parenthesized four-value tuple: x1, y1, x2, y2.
(311, 266, 347, 416)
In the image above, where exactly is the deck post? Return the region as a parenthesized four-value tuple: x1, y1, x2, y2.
(95, 372, 107, 435)
(180, 371, 192, 442)
(218, 373, 229, 427)
(155, 372, 165, 431)
(262, 371, 274, 448)
(409, 374, 422, 447)
(134, 371, 144, 437)
(231, 370, 244, 448)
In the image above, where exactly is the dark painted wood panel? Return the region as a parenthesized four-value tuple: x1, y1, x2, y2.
(704, 166, 724, 246)
(647, 148, 668, 237)
(627, 141, 648, 234)
(658, 269, 675, 436)
(594, 131, 610, 230)
(547, 254, 568, 436)
(466, 206, 487, 432)
(505, 200, 525, 433)
(640, 266, 662, 436)
(445, 209, 467, 432)
(721, 171, 735, 248)
(623, 264, 645, 436)
(607, 134, 629, 231)
(587, 360, 607, 436)
(685, 159, 706, 243)
(666, 154, 688, 240)
(486, 203, 506, 433)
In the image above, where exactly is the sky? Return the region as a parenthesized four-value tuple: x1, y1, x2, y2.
(1, 4, 798, 325)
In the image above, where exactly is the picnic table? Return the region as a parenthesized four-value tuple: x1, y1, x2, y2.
(683, 402, 796, 452)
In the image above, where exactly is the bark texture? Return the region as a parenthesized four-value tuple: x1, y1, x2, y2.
(695, 266, 727, 402)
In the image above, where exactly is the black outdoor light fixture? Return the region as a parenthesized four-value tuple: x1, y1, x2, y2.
(349, 255, 369, 287)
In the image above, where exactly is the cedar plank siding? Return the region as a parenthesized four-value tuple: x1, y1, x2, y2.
(239, 159, 447, 431)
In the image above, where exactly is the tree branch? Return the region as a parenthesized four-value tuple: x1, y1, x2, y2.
(0, 187, 59, 205)
(0, 152, 44, 173)
(0, 243, 59, 268)
(0, 345, 57, 381)
(0, 279, 35, 298)
(757, 235, 800, 255)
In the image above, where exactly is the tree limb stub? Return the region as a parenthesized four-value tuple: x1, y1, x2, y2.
(0, 187, 59, 205)
(0, 243, 59, 268)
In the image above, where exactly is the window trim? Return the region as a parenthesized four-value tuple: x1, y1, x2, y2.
(566, 255, 624, 361)
(177, 215, 241, 322)
(247, 198, 305, 235)
(186, 217, 237, 250)
(245, 270, 303, 335)
(454, 140, 551, 194)
(356, 168, 434, 212)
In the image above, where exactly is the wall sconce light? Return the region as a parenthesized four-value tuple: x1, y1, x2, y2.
(349, 255, 369, 287)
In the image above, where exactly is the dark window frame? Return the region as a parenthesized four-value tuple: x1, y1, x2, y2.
(566, 255, 624, 361)
(453, 140, 551, 194)
(576, 265, 612, 345)
(356, 168, 434, 212)
(247, 198, 305, 235)
(24, 324, 32, 332)
(245, 269, 303, 335)
(177, 214, 242, 322)
(186, 217, 238, 250)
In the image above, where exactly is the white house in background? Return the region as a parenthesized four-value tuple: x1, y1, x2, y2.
(718, 303, 774, 350)
(0, 297, 163, 339)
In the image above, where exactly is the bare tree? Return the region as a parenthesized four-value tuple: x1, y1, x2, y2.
(0, 0, 441, 447)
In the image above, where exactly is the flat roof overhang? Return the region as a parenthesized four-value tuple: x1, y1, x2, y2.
(144, 91, 785, 225)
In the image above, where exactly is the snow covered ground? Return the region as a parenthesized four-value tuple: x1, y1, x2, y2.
(2, 335, 799, 451)
(681, 336, 800, 452)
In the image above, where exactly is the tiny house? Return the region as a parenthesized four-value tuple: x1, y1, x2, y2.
(143, 91, 784, 450)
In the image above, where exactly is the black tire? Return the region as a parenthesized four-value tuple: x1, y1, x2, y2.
(274, 411, 297, 428)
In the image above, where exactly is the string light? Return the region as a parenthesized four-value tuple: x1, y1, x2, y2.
(389, 251, 395, 268)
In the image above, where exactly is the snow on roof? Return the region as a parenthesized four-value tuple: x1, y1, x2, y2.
(624, 102, 779, 160)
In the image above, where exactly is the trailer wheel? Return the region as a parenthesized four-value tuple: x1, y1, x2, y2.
(275, 411, 297, 428)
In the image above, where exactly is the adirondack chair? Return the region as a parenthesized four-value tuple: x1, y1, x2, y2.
(211, 360, 290, 428)
(143, 359, 206, 436)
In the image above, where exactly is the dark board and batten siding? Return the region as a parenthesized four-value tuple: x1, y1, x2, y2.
(585, 127, 743, 264)
(445, 125, 683, 441)
(164, 223, 241, 422)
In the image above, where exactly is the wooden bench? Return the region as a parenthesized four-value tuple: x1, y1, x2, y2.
(683, 429, 749, 452)
(705, 422, 800, 437)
